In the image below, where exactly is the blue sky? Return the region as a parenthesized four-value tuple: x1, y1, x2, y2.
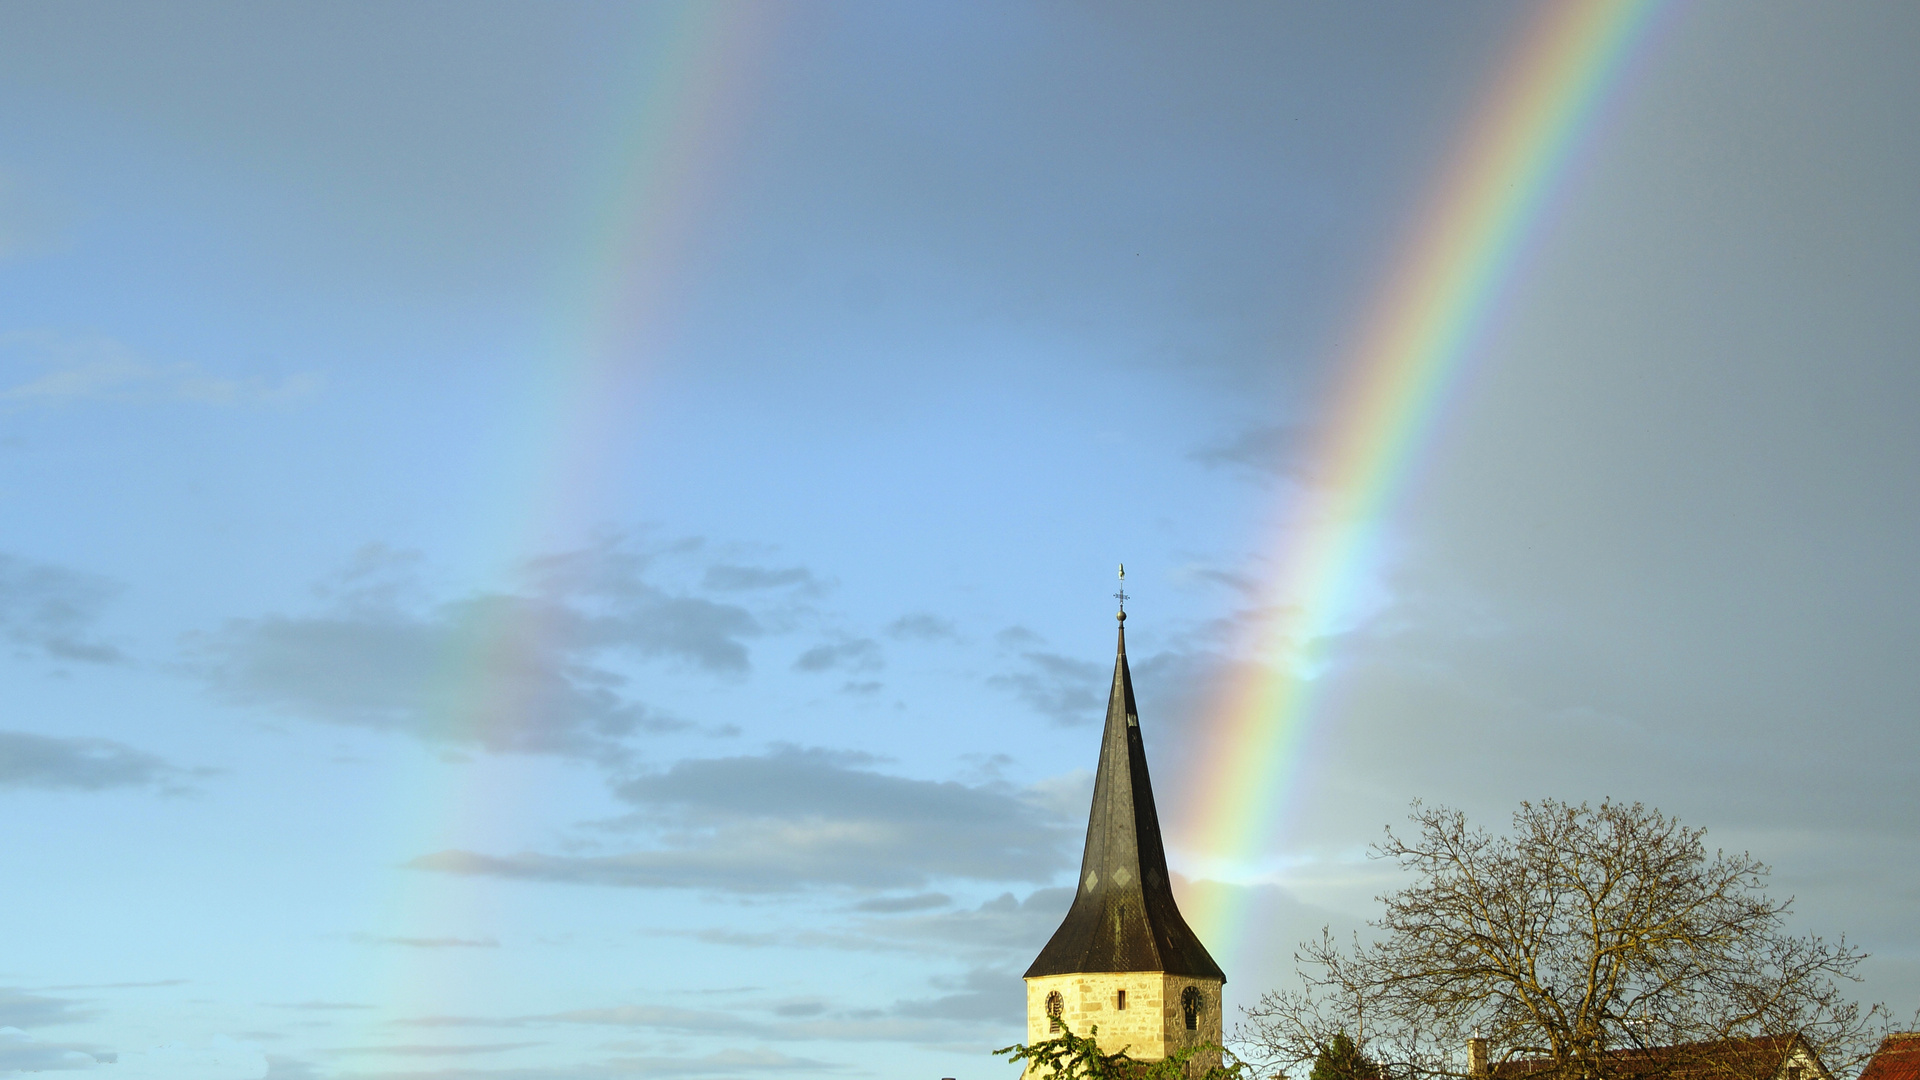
(2, 4, 1918, 1079)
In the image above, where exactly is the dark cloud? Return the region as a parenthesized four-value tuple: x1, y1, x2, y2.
(190, 541, 757, 759)
(988, 651, 1106, 726)
(791, 638, 881, 673)
(0, 553, 124, 663)
(0, 731, 183, 792)
(411, 747, 1072, 893)
(884, 613, 955, 642)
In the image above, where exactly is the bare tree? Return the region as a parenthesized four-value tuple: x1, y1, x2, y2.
(1239, 801, 1898, 1080)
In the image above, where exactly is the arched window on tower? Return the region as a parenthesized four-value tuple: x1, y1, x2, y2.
(1182, 986, 1203, 1031)
(1046, 991, 1064, 1033)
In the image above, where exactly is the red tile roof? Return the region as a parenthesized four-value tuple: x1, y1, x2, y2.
(1488, 1035, 1816, 1080)
(1859, 1035, 1920, 1080)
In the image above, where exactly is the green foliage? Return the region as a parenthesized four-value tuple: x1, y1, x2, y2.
(1309, 1033, 1375, 1080)
(995, 1021, 1249, 1080)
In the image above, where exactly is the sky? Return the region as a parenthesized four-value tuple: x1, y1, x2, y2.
(1, 3, 1917, 1079)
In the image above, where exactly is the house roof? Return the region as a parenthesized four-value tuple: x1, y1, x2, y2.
(1489, 1034, 1822, 1080)
(1859, 1034, 1920, 1080)
(1023, 617, 1225, 980)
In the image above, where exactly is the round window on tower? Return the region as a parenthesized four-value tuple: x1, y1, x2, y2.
(1182, 986, 1204, 1031)
(1046, 991, 1064, 1033)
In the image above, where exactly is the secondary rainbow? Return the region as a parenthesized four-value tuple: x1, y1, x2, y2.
(370, 3, 783, 1020)
(1179, 0, 1671, 936)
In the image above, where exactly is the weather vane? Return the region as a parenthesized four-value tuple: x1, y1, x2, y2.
(1114, 563, 1128, 621)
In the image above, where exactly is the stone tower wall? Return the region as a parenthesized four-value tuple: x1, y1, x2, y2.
(1024, 972, 1224, 1074)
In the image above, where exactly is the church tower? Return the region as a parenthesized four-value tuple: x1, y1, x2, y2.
(1024, 606, 1226, 1071)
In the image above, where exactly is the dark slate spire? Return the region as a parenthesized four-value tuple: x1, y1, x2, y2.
(1024, 612, 1225, 980)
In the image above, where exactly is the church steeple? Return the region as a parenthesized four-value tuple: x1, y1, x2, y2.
(1024, 610, 1224, 980)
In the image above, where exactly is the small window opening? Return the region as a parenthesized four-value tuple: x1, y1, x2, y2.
(1789, 1068, 1804, 1080)
(1116, 989, 1127, 1010)
(1046, 991, 1064, 1033)
(1182, 986, 1203, 1031)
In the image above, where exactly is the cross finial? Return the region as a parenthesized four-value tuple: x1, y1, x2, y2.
(1114, 563, 1128, 622)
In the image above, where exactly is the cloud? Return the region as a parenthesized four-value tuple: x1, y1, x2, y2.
(849, 888, 1074, 957)
(588, 1048, 835, 1076)
(791, 638, 881, 673)
(542, 1005, 749, 1035)
(884, 613, 955, 642)
(0, 1026, 101, 1072)
(190, 541, 759, 759)
(851, 893, 950, 913)
(106, 1035, 269, 1080)
(291, 1053, 831, 1080)
(324, 1043, 545, 1057)
(349, 934, 499, 949)
(1189, 421, 1309, 480)
(541, 968, 1030, 1048)
(0, 553, 125, 663)
(411, 747, 1073, 893)
(988, 651, 1106, 726)
(0, 168, 74, 260)
(37, 981, 188, 992)
(0, 332, 319, 407)
(700, 565, 816, 592)
(0, 731, 190, 792)
(889, 966, 1023, 1023)
(0, 989, 93, 1028)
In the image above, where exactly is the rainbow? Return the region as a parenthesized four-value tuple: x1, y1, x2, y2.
(1179, 0, 1672, 940)
(372, 3, 783, 1019)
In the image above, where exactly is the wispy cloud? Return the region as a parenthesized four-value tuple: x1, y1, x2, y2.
(700, 565, 816, 592)
(349, 934, 499, 949)
(0, 553, 125, 664)
(884, 613, 955, 642)
(0, 988, 94, 1027)
(1190, 421, 1306, 480)
(189, 541, 760, 760)
(0, 731, 194, 793)
(323, 1042, 544, 1057)
(411, 747, 1073, 893)
(0, 1026, 103, 1072)
(988, 651, 1105, 726)
(0, 332, 320, 407)
(791, 637, 881, 673)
